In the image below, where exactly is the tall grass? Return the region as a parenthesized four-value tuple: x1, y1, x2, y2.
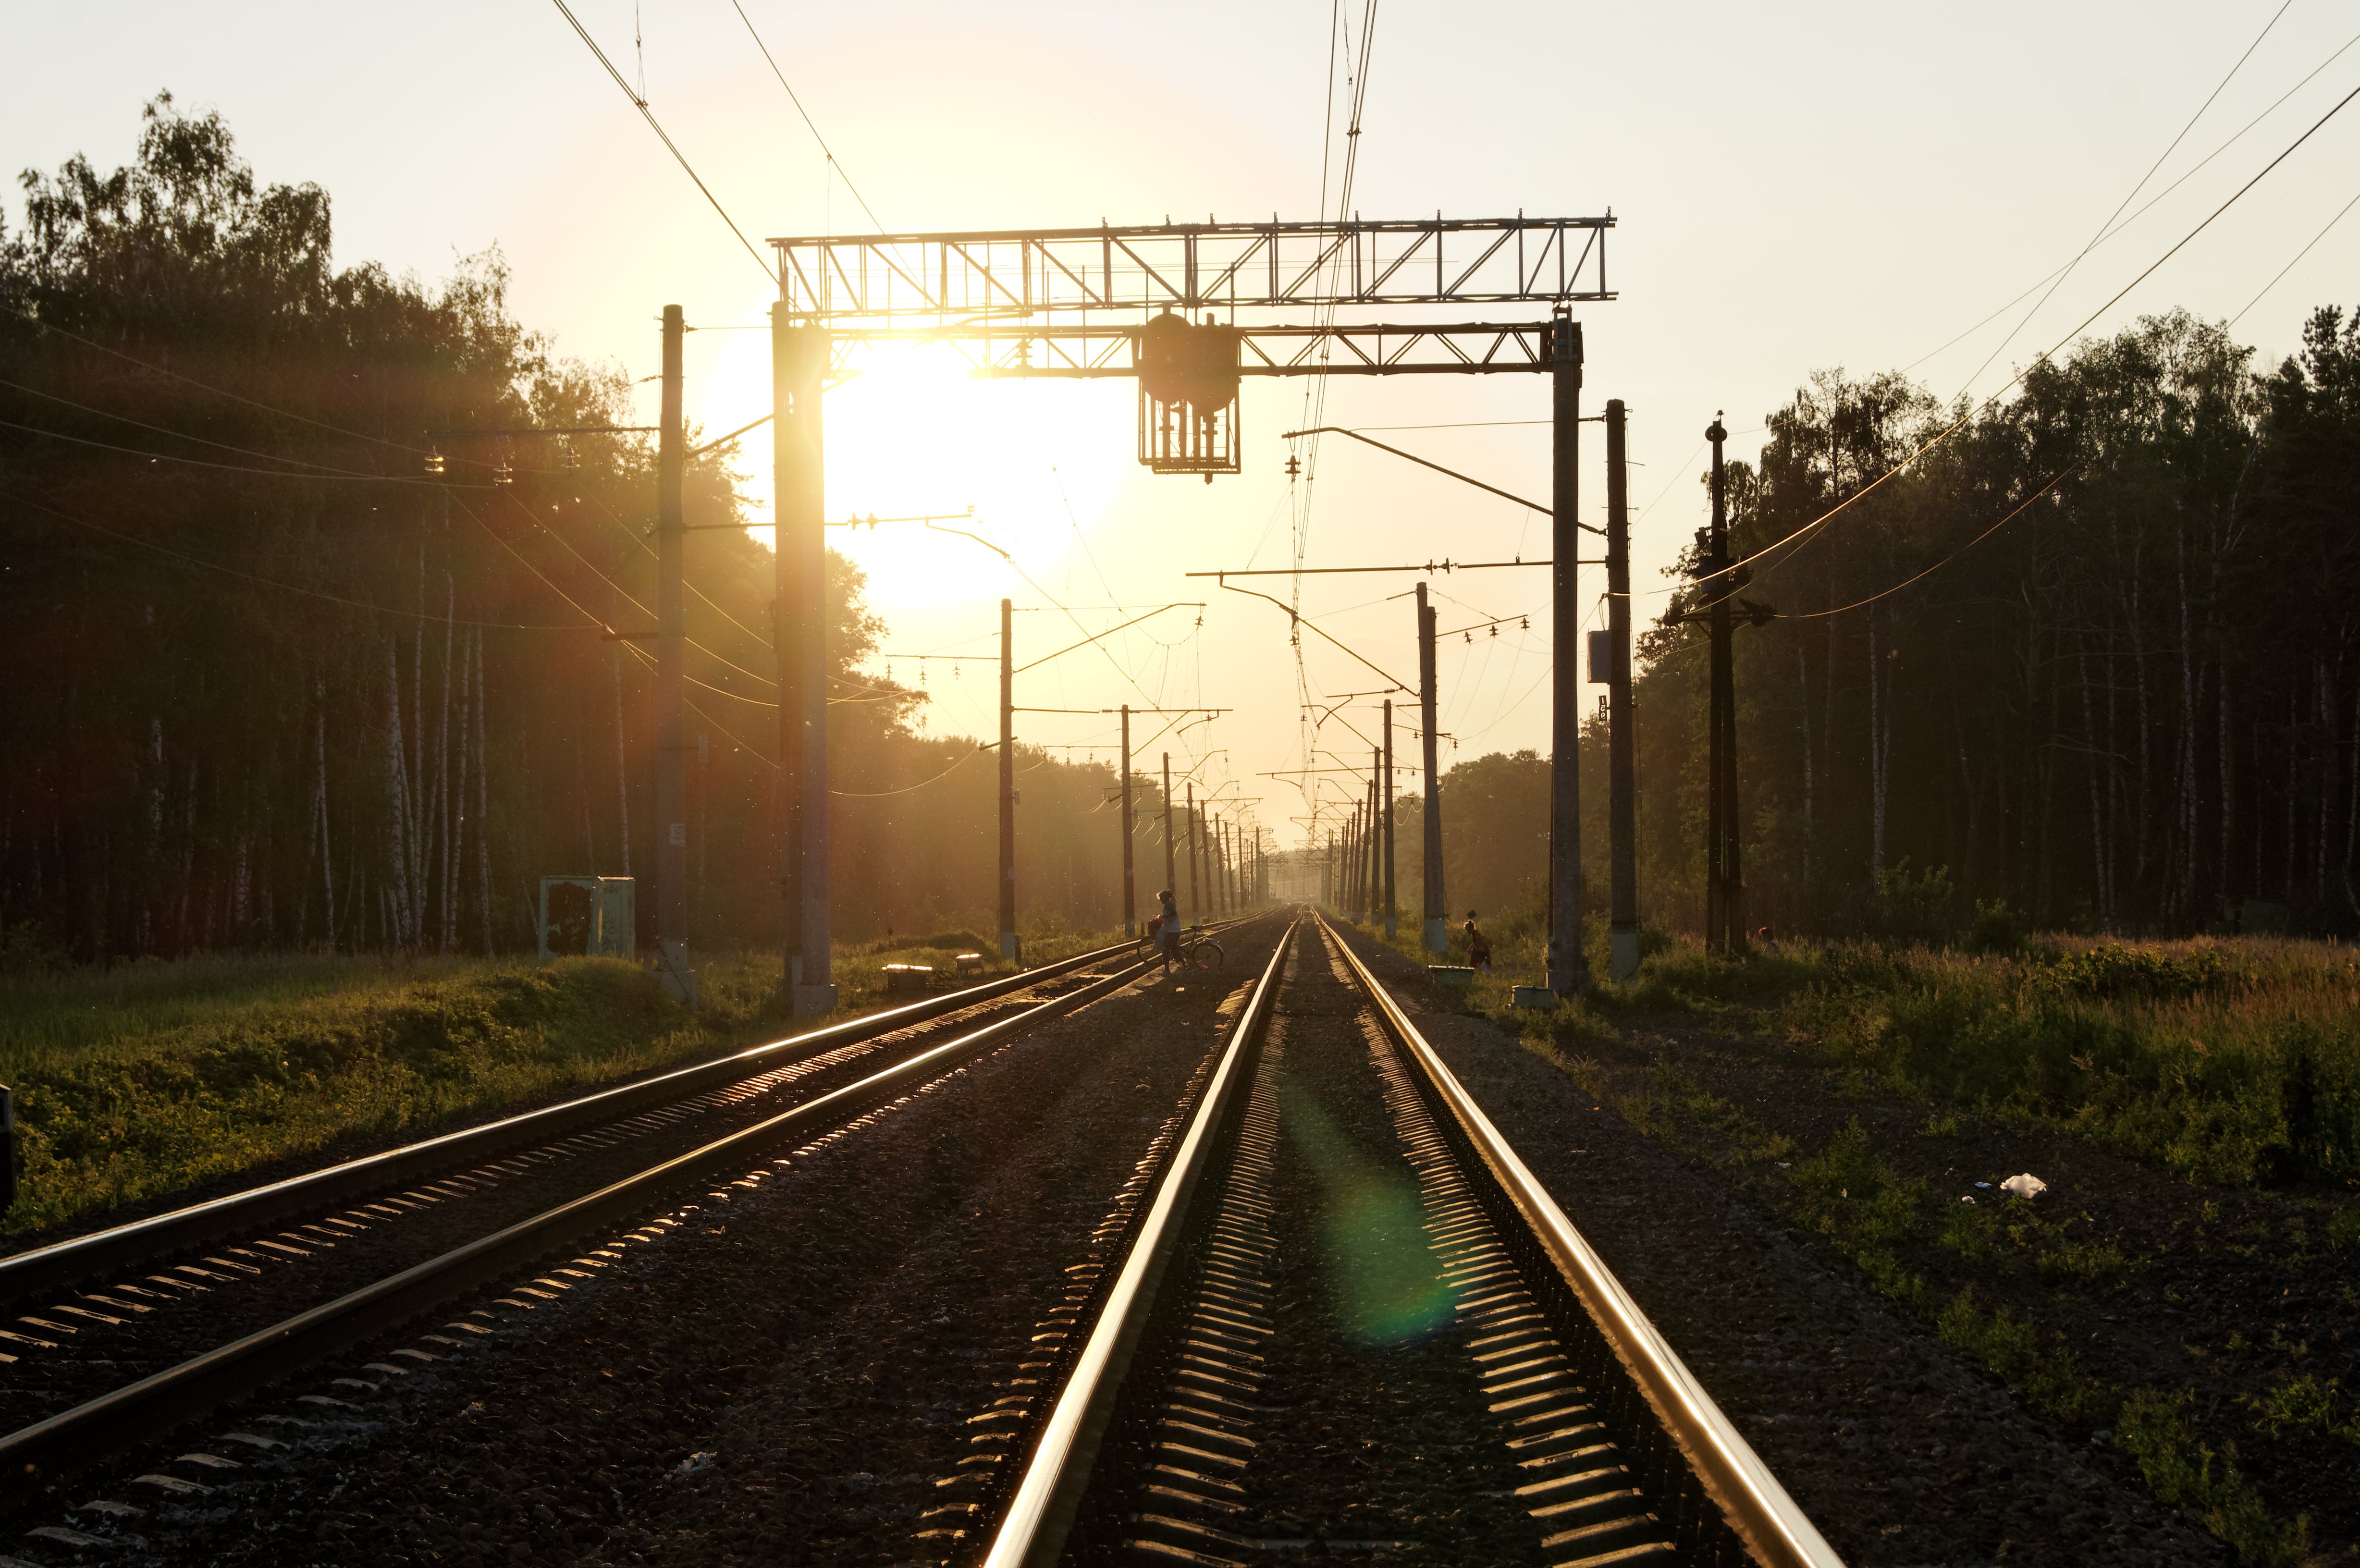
(1336, 904, 2360, 1191)
(0, 924, 1145, 1240)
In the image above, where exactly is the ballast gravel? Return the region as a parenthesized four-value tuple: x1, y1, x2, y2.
(33, 931, 1281, 1568)
(1327, 922, 2228, 1568)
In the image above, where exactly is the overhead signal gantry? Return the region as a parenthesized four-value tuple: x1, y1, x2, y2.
(763, 214, 1616, 1012)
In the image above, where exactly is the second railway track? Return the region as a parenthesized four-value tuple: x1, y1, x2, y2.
(0, 928, 1251, 1492)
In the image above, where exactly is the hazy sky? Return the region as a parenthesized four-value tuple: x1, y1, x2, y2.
(9, 1, 2356, 851)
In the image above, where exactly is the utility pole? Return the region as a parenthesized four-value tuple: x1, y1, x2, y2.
(1369, 749, 1383, 928)
(1417, 581, 1446, 953)
(1382, 702, 1397, 940)
(1547, 308, 1587, 994)
(999, 597, 1018, 961)
(1162, 753, 1176, 906)
(654, 306, 694, 1006)
(1185, 783, 1201, 921)
(1702, 416, 1744, 956)
(773, 305, 835, 1015)
(1606, 399, 1641, 981)
(1120, 705, 1135, 936)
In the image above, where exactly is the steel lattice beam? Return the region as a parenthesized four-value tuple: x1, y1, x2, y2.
(825, 321, 1559, 378)
(770, 218, 1612, 321)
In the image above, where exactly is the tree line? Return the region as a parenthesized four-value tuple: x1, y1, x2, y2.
(0, 98, 1241, 964)
(1380, 303, 2360, 943)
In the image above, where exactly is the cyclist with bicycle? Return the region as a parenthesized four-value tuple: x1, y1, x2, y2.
(1156, 888, 1182, 975)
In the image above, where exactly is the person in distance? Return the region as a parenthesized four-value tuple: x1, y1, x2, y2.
(1158, 888, 1183, 976)
(1463, 910, 1493, 974)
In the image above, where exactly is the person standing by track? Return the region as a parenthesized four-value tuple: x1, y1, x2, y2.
(1157, 888, 1183, 976)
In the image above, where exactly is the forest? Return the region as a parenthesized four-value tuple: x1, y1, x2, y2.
(1382, 301, 2360, 946)
(0, 98, 1224, 964)
(8, 99, 2356, 966)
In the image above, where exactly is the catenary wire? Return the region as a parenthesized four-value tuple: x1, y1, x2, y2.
(728, 0, 887, 234)
(547, 0, 775, 284)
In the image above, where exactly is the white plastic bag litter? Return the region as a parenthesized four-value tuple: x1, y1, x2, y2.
(2001, 1173, 2048, 1200)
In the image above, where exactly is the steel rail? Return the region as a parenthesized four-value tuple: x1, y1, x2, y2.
(983, 920, 1296, 1568)
(0, 939, 1206, 1482)
(1318, 915, 1844, 1568)
(0, 934, 1155, 1309)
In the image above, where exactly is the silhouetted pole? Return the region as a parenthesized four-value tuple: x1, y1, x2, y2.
(1120, 706, 1136, 936)
(655, 306, 694, 1005)
(773, 303, 835, 1015)
(1546, 307, 1588, 994)
(1417, 581, 1446, 952)
(998, 597, 1018, 961)
(1704, 416, 1745, 956)
(1606, 398, 1641, 981)
(1162, 753, 1176, 905)
(1368, 749, 1383, 926)
(1186, 784, 1201, 921)
(1382, 701, 1397, 939)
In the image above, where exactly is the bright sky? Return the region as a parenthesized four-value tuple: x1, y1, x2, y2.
(9, 1, 2357, 851)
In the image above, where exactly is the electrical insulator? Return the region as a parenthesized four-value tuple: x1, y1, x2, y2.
(1285, 453, 1301, 480)
(493, 460, 514, 486)
(560, 441, 580, 471)
(423, 448, 446, 476)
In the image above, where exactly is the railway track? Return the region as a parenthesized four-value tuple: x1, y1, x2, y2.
(0, 928, 1245, 1504)
(970, 913, 1842, 1568)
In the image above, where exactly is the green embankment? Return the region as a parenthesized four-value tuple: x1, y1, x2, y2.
(0, 926, 1129, 1240)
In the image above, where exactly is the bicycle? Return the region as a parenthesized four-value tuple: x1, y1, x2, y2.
(1136, 922, 1224, 970)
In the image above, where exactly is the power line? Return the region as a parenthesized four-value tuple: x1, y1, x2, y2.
(547, 0, 775, 284)
(1675, 76, 2360, 610)
(727, 0, 886, 234)
(4, 490, 586, 631)
(2228, 182, 2360, 327)
(1905, 22, 2360, 377)
(1955, 0, 2295, 399)
(1788, 466, 2078, 621)
(0, 418, 483, 486)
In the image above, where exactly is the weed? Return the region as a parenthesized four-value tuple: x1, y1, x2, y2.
(2118, 1388, 2311, 1568)
(2241, 1373, 2342, 1439)
(2328, 1207, 2360, 1250)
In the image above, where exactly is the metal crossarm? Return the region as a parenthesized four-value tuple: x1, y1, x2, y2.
(821, 321, 1559, 378)
(769, 217, 1613, 321)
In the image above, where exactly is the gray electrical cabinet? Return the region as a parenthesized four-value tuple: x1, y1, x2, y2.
(538, 876, 636, 959)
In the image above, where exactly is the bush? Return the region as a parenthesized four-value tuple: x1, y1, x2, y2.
(1966, 898, 2024, 955)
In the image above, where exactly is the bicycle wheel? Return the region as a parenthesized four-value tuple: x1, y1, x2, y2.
(1189, 939, 1225, 970)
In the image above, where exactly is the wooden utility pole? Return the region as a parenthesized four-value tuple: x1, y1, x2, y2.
(1382, 701, 1397, 940)
(1368, 749, 1383, 927)
(999, 597, 1018, 961)
(1547, 308, 1588, 994)
(772, 304, 834, 1015)
(1120, 705, 1135, 936)
(654, 306, 694, 1005)
(1605, 399, 1641, 981)
(1703, 417, 1744, 955)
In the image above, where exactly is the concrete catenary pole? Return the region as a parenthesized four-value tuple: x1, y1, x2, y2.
(1162, 753, 1176, 909)
(1605, 399, 1641, 981)
(654, 306, 694, 1005)
(772, 302, 835, 1015)
(1417, 582, 1446, 952)
(999, 597, 1017, 961)
(1382, 700, 1397, 939)
(1185, 783, 1201, 922)
(1546, 308, 1588, 994)
(1120, 705, 1135, 936)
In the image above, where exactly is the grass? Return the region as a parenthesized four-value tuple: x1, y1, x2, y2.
(1324, 906, 2348, 1563)
(0, 922, 1136, 1240)
(1344, 904, 2360, 1193)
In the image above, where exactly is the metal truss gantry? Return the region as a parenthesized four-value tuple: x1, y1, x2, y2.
(768, 216, 1613, 323)
(763, 216, 1616, 1013)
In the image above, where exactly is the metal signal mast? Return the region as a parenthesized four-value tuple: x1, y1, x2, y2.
(765, 214, 1616, 1012)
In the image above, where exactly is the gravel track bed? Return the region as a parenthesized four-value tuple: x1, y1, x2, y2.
(1, 983, 1079, 1435)
(1063, 924, 1635, 1567)
(3, 929, 1282, 1568)
(1328, 922, 2228, 1568)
